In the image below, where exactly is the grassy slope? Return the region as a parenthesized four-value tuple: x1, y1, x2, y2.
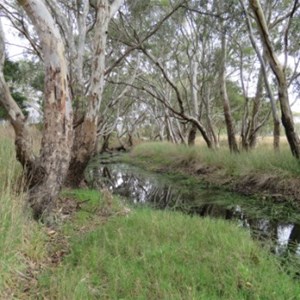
(36, 190, 300, 300)
(126, 141, 300, 178)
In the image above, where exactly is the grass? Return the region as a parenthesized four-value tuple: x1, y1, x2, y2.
(125, 141, 300, 177)
(37, 201, 300, 299)
(1, 126, 300, 299)
(0, 127, 46, 298)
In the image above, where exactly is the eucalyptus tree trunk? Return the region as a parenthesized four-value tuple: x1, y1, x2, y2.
(174, 118, 188, 145)
(240, 0, 281, 151)
(165, 116, 177, 144)
(100, 133, 111, 153)
(240, 66, 268, 150)
(248, 68, 263, 149)
(249, 0, 300, 157)
(1, 1, 73, 220)
(219, 31, 239, 153)
(188, 123, 197, 146)
(66, 0, 123, 186)
(188, 57, 199, 146)
(240, 96, 250, 151)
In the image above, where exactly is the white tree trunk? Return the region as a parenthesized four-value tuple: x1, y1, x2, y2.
(18, 0, 74, 220)
(66, 0, 124, 186)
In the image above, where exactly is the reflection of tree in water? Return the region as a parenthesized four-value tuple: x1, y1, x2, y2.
(287, 224, 300, 255)
(90, 163, 300, 256)
(248, 219, 278, 242)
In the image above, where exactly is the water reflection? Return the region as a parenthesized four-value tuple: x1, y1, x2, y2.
(88, 162, 300, 256)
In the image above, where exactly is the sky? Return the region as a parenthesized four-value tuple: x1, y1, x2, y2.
(2, 17, 32, 60)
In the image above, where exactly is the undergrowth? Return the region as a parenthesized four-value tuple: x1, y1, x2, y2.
(0, 128, 46, 298)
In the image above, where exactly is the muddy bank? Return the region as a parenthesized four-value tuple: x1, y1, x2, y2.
(184, 163, 300, 208)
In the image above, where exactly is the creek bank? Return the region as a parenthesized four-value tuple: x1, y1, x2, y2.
(29, 189, 300, 299)
(15, 166, 300, 298)
(121, 151, 300, 210)
(191, 163, 300, 206)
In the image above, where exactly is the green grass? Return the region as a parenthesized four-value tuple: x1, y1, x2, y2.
(0, 134, 46, 297)
(126, 141, 300, 177)
(2, 130, 300, 299)
(37, 204, 300, 299)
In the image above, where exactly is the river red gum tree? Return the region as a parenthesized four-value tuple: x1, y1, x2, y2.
(0, 0, 73, 220)
(44, 0, 125, 187)
(65, 0, 110, 187)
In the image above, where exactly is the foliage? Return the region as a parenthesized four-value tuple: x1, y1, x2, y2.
(0, 58, 44, 119)
(0, 59, 27, 118)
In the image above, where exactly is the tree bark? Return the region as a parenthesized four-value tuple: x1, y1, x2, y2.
(249, 68, 263, 149)
(241, 0, 281, 151)
(240, 96, 250, 151)
(219, 30, 239, 153)
(20, 0, 74, 220)
(100, 133, 111, 153)
(188, 123, 197, 146)
(66, 0, 110, 187)
(249, 0, 300, 157)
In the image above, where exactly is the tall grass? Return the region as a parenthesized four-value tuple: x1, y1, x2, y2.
(0, 126, 45, 297)
(128, 141, 300, 177)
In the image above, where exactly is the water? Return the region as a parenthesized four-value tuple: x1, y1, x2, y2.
(87, 155, 300, 256)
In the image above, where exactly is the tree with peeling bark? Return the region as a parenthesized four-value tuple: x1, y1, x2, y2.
(44, 0, 182, 186)
(0, 0, 73, 220)
(47, 0, 125, 187)
(0, 0, 186, 218)
(2, 0, 125, 186)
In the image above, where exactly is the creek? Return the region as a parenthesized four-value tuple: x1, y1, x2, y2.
(87, 154, 300, 256)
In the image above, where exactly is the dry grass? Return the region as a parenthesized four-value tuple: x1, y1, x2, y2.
(0, 127, 46, 298)
(195, 135, 288, 148)
(0, 123, 15, 139)
(0, 123, 41, 154)
(128, 140, 300, 178)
